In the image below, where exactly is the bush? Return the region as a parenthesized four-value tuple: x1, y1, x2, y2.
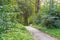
(0, 12, 18, 34)
(41, 15, 60, 28)
(0, 23, 34, 40)
(0, 12, 34, 40)
(33, 12, 60, 28)
(33, 13, 41, 24)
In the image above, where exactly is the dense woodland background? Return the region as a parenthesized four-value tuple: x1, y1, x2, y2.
(0, 0, 60, 40)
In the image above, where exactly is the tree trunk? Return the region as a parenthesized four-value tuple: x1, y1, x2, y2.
(24, 16, 28, 26)
(36, 0, 40, 13)
(23, 12, 28, 26)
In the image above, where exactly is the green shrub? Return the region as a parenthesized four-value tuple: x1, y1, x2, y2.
(0, 12, 18, 34)
(0, 23, 34, 40)
(41, 15, 60, 28)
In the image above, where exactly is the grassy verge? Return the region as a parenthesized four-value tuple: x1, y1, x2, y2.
(33, 25, 60, 40)
(0, 23, 34, 40)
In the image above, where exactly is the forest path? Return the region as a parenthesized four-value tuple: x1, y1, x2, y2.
(25, 26, 58, 40)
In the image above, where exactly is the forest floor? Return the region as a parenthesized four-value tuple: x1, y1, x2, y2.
(25, 26, 58, 40)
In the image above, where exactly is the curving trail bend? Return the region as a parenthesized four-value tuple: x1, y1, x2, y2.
(25, 26, 58, 40)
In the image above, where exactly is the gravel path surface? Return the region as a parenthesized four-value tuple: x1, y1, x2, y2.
(25, 26, 58, 40)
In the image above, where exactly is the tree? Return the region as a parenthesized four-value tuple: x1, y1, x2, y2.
(36, 0, 40, 13)
(17, 0, 33, 25)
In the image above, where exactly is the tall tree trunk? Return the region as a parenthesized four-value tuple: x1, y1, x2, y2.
(24, 16, 28, 26)
(23, 13, 28, 26)
(36, 0, 40, 13)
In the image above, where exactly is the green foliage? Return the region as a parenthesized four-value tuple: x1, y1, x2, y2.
(42, 16, 59, 28)
(0, 0, 18, 33)
(0, 23, 34, 40)
(33, 0, 60, 28)
(0, 12, 17, 33)
(0, 0, 34, 40)
(33, 25, 60, 39)
(17, 0, 34, 16)
(16, 0, 35, 25)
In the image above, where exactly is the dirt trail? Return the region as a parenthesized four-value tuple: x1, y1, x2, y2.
(25, 26, 58, 40)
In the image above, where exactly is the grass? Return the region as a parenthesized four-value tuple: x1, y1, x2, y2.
(33, 25, 60, 40)
(0, 23, 34, 40)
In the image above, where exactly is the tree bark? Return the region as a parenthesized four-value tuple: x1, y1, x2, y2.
(23, 13, 28, 26)
(36, 0, 40, 13)
(24, 16, 28, 26)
